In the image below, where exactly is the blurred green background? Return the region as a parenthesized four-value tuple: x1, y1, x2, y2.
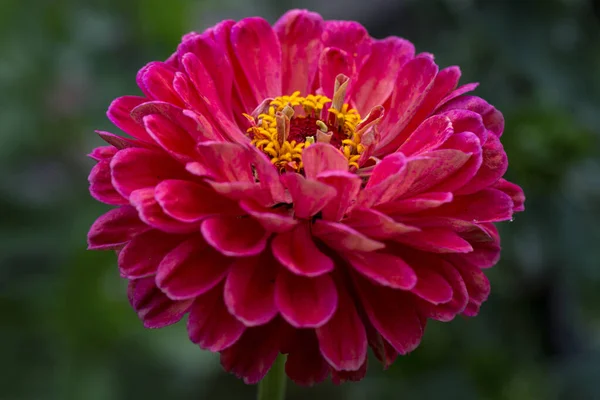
(1, 0, 599, 399)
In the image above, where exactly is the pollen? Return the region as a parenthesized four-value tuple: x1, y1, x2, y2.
(245, 82, 367, 172)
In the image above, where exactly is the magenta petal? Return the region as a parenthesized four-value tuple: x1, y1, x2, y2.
(231, 17, 282, 102)
(195, 141, 254, 183)
(352, 37, 414, 114)
(359, 153, 408, 207)
(493, 179, 525, 212)
(438, 95, 504, 137)
(118, 230, 187, 279)
(312, 220, 385, 252)
(302, 143, 348, 180)
(220, 319, 282, 385)
(376, 56, 439, 155)
(331, 360, 367, 385)
(107, 96, 152, 142)
(88, 145, 117, 161)
(110, 148, 188, 198)
(457, 134, 508, 195)
(142, 114, 197, 159)
(239, 200, 297, 233)
(88, 159, 128, 205)
(344, 207, 419, 239)
(323, 20, 371, 71)
(398, 115, 454, 156)
(155, 235, 230, 300)
(187, 284, 245, 351)
(347, 251, 417, 290)
(316, 283, 367, 371)
(280, 173, 337, 219)
(377, 192, 453, 214)
(275, 9, 324, 95)
(224, 255, 278, 326)
(411, 267, 454, 304)
(317, 171, 362, 221)
(201, 216, 269, 257)
(130, 188, 197, 234)
(285, 330, 330, 386)
(454, 261, 490, 306)
(128, 277, 192, 328)
(275, 270, 338, 328)
(155, 179, 239, 223)
(137, 62, 183, 106)
(319, 47, 355, 98)
(426, 188, 514, 223)
(354, 276, 424, 355)
(395, 228, 473, 253)
(88, 206, 149, 250)
(272, 223, 334, 277)
(365, 319, 397, 369)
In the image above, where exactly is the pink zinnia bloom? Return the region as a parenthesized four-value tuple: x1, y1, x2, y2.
(87, 9, 525, 385)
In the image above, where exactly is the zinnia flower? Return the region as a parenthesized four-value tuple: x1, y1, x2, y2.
(87, 9, 525, 385)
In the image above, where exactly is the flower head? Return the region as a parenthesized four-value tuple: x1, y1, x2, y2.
(88, 9, 525, 385)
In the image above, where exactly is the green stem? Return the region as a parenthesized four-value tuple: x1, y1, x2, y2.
(257, 354, 287, 400)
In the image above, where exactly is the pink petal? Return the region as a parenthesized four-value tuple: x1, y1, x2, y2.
(118, 229, 187, 279)
(137, 62, 183, 106)
(442, 109, 487, 143)
(398, 115, 454, 156)
(272, 223, 334, 277)
(346, 251, 417, 290)
(87, 206, 149, 250)
(318, 48, 355, 98)
(354, 275, 424, 355)
(425, 188, 514, 223)
(376, 192, 453, 214)
(107, 96, 152, 141)
(96, 131, 146, 150)
(201, 216, 269, 257)
(400, 66, 462, 137)
(411, 267, 454, 304)
(365, 319, 397, 369)
(395, 228, 473, 253)
(239, 200, 297, 233)
(331, 360, 367, 385)
(275, 270, 337, 328)
(187, 283, 245, 351)
(457, 134, 508, 195)
(180, 53, 245, 143)
(88, 145, 117, 161)
(358, 153, 408, 207)
(438, 95, 504, 137)
(130, 188, 197, 234)
(376, 55, 439, 155)
(352, 37, 415, 114)
(437, 82, 480, 108)
(312, 220, 385, 252)
(280, 173, 337, 219)
(110, 147, 189, 198)
(128, 277, 192, 328)
(413, 256, 469, 321)
(88, 159, 127, 205)
(323, 20, 371, 72)
(275, 9, 324, 95)
(285, 330, 330, 386)
(316, 282, 367, 371)
(231, 17, 282, 103)
(195, 141, 254, 183)
(155, 235, 230, 300)
(317, 171, 362, 221)
(220, 319, 283, 384)
(451, 222, 501, 269)
(224, 254, 278, 326)
(453, 261, 490, 306)
(493, 179, 525, 212)
(302, 143, 348, 180)
(343, 207, 419, 239)
(155, 179, 240, 223)
(142, 114, 197, 159)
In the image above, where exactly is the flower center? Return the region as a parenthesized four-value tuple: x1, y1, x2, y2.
(244, 75, 374, 172)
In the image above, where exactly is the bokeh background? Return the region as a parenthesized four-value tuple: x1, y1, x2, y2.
(2, 0, 600, 399)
